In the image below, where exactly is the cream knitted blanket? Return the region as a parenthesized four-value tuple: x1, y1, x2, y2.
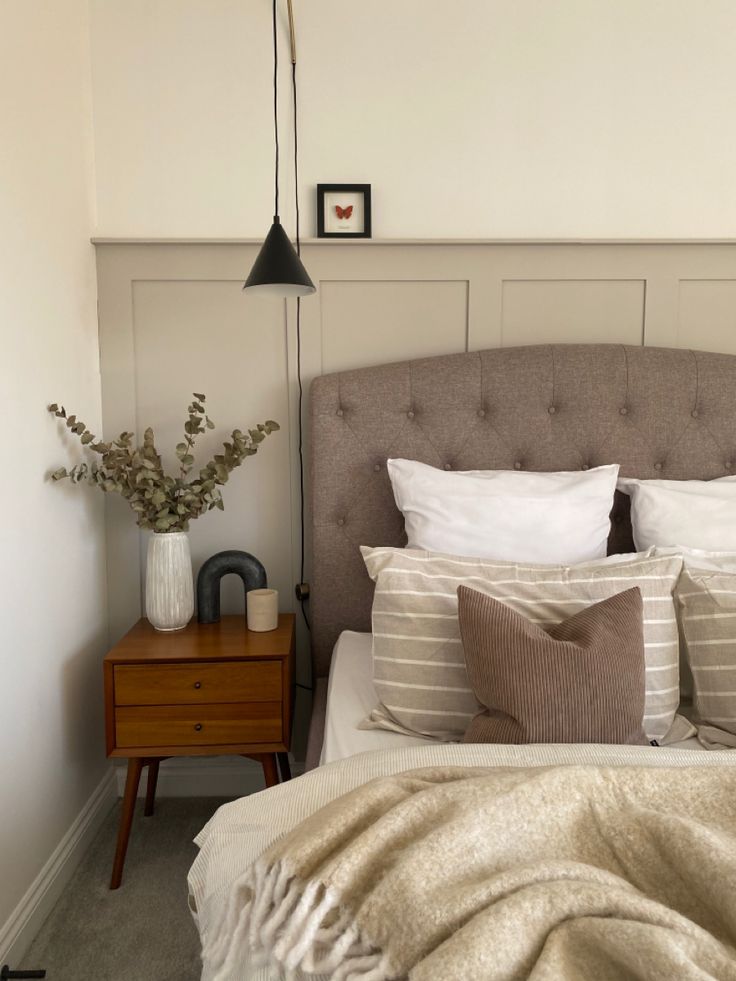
(206, 765, 736, 981)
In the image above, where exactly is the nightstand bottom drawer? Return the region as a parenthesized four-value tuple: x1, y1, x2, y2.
(115, 702, 282, 748)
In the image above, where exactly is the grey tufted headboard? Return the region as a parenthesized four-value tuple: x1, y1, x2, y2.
(309, 343, 736, 683)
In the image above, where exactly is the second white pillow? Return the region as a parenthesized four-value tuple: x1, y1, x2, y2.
(387, 459, 619, 565)
(619, 477, 736, 551)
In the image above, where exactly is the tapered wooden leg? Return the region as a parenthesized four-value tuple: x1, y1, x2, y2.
(144, 759, 160, 817)
(277, 752, 292, 782)
(260, 753, 279, 788)
(244, 753, 280, 788)
(111, 757, 143, 890)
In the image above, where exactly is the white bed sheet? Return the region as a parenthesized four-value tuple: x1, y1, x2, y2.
(320, 630, 430, 764)
(320, 630, 705, 764)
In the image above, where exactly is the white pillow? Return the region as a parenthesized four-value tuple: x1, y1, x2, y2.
(619, 477, 736, 551)
(387, 459, 619, 565)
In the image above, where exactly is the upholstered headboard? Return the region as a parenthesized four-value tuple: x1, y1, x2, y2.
(309, 343, 736, 683)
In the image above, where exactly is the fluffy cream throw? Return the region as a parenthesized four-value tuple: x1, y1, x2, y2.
(206, 765, 736, 980)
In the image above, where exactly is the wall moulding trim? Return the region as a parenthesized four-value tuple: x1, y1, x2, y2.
(92, 237, 736, 247)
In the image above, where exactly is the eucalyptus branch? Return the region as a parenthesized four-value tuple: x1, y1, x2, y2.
(176, 392, 213, 481)
(48, 394, 279, 532)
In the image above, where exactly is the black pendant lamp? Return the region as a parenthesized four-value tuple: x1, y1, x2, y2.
(243, 0, 315, 297)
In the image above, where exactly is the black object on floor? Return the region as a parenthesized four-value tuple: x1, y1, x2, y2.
(1, 967, 46, 979)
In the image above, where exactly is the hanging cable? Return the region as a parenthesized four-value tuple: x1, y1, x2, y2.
(272, 0, 279, 218)
(291, 16, 311, 635)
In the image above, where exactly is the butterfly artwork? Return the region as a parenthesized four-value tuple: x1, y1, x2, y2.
(317, 184, 371, 237)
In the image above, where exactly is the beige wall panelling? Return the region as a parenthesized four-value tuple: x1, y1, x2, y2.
(500, 279, 645, 346)
(479, 244, 650, 347)
(678, 275, 736, 355)
(297, 242, 498, 372)
(678, 280, 736, 354)
(319, 280, 469, 373)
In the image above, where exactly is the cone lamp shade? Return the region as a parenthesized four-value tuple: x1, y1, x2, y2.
(243, 217, 315, 297)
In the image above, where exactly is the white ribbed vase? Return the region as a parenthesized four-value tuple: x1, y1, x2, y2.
(145, 532, 194, 631)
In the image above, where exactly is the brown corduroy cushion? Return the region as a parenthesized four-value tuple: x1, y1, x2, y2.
(458, 585, 648, 745)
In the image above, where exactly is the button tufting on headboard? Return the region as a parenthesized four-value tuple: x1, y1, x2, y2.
(309, 343, 736, 678)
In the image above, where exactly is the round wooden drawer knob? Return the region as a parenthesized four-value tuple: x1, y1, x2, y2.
(194, 723, 203, 732)
(194, 681, 202, 689)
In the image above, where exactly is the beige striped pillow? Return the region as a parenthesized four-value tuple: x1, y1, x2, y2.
(677, 564, 736, 748)
(360, 547, 684, 743)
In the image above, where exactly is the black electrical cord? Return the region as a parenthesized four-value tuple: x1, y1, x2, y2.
(272, 0, 279, 218)
(292, 47, 311, 636)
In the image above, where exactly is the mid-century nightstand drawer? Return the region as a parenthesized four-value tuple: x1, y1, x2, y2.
(114, 661, 281, 706)
(115, 702, 283, 748)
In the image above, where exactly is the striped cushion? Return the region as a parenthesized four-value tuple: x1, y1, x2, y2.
(361, 547, 684, 743)
(677, 564, 736, 748)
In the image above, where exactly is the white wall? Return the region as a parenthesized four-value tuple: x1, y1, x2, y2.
(90, 0, 736, 240)
(0, 0, 113, 961)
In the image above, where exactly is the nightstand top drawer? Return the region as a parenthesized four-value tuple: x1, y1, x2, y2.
(105, 614, 295, 665)
(114, 660, 281, 706)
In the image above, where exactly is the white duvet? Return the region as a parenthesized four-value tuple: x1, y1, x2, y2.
(189, 742, 736, 981)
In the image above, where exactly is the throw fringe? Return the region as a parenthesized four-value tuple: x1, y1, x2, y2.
(205, 856, 396, 981)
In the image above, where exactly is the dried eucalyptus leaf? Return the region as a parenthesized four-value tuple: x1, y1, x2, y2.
(48, 395, 279, 531)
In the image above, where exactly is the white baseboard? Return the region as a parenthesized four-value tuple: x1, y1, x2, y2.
(0, 767, 117, 967)
(113, 754, 304, 798)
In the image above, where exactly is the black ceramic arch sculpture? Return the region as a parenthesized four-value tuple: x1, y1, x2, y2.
(196, 550, 267, 624)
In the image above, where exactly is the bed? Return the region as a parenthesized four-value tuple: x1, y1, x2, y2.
(189, 343, 736, 981)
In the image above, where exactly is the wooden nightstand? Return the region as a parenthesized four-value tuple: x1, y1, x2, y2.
(104, 614, 295, 889)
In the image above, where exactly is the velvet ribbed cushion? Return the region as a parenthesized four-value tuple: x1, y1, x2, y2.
(458, 585, 648, 745)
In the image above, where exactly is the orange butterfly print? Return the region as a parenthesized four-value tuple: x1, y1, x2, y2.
(335, 204, 354, 220)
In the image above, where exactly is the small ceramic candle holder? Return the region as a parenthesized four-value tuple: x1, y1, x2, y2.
(246, 588, 279, 632)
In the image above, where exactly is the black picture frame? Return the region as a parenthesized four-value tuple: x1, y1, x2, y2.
(317, 184, 372, 238)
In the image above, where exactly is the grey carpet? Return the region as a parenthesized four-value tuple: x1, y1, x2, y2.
(21, 797, 230, 981)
